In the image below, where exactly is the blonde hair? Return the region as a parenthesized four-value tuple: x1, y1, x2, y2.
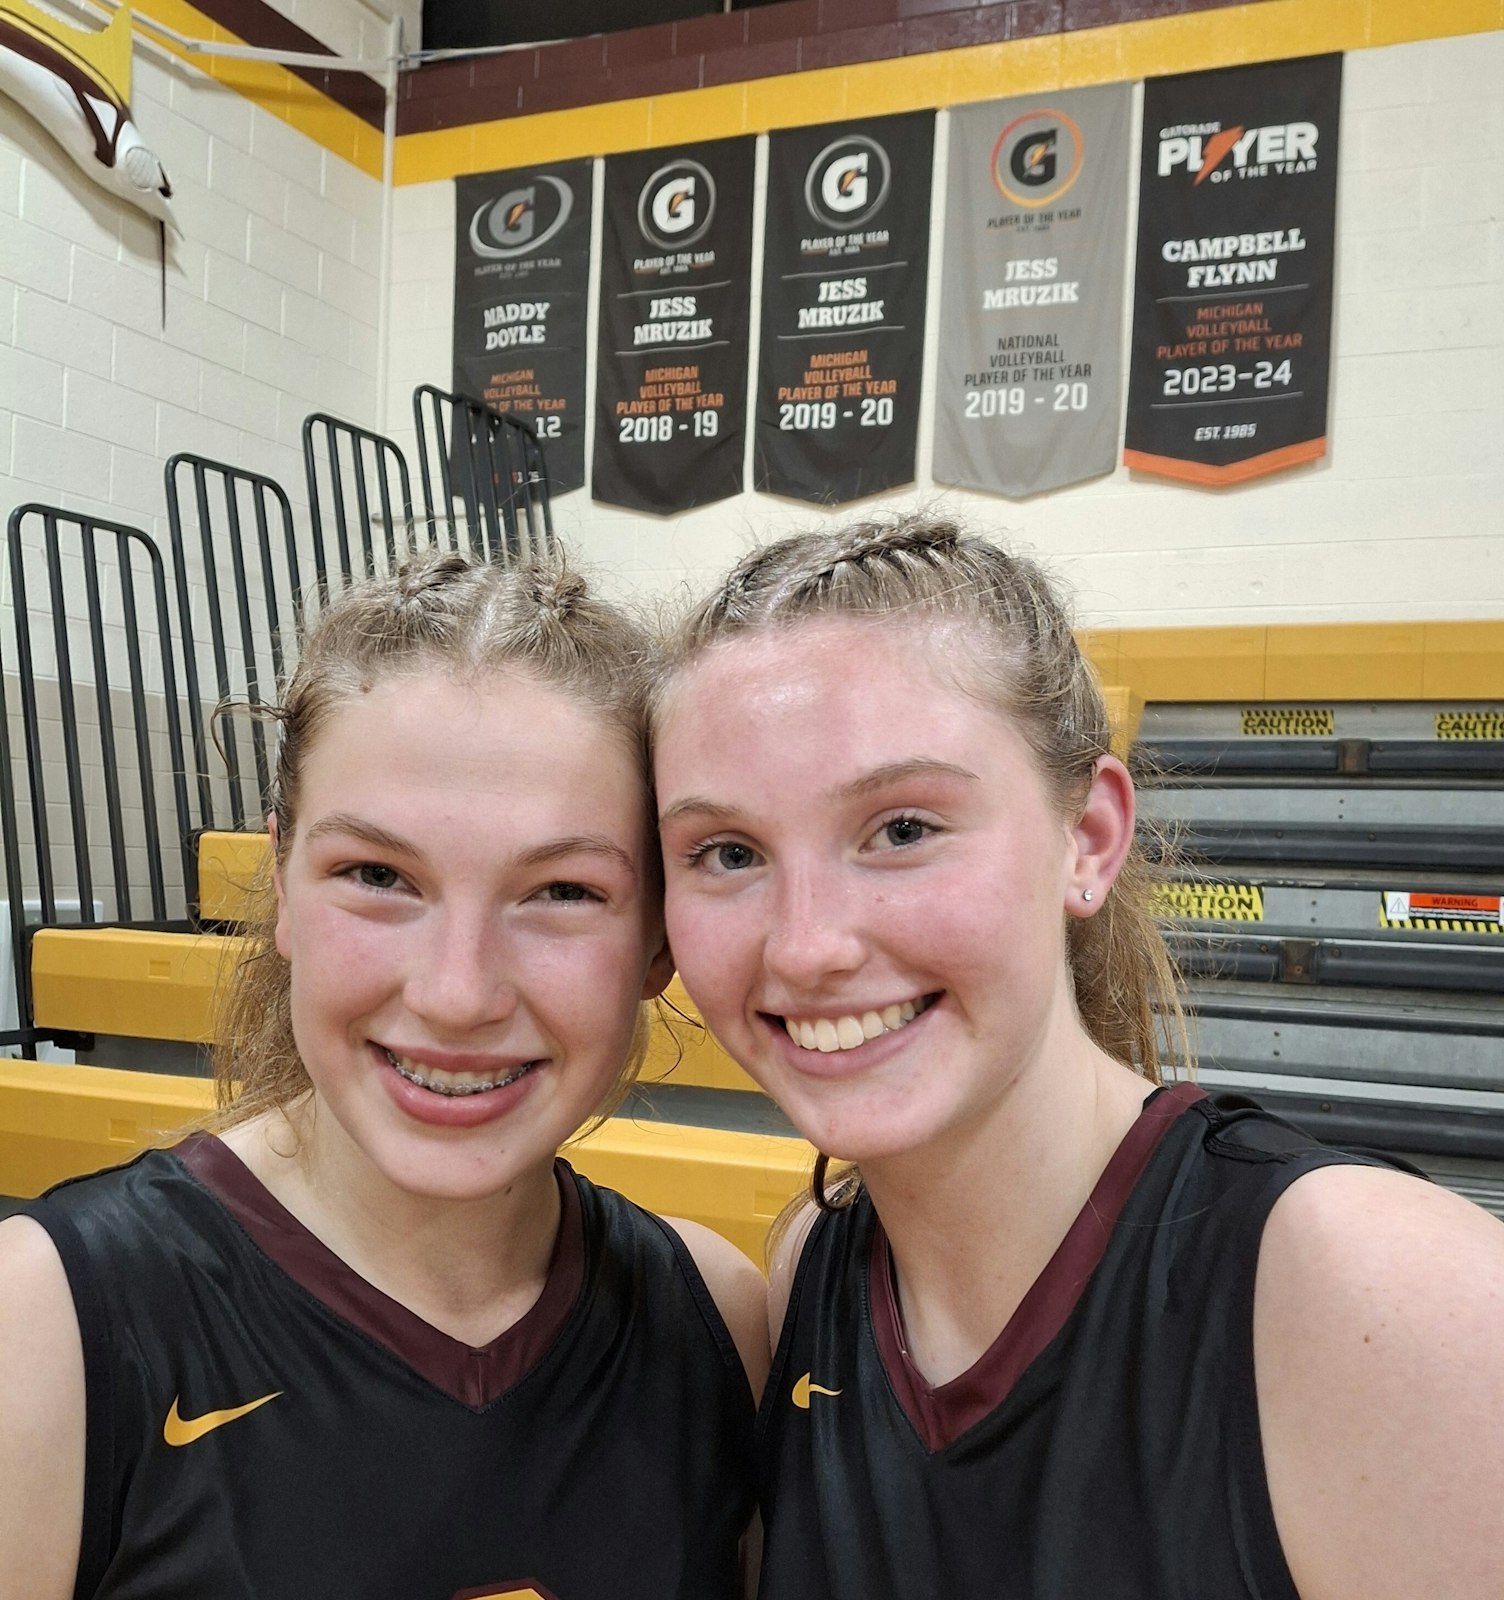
(651, 513, 1189, 1211)
(213, 548, 657, 1130)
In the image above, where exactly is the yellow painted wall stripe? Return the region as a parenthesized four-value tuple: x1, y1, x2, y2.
(127, 2, 1501, 205)
(395, 0, 1503, 185)
(134, 0, 383, 173)
(1100, 685, 1145, 760)
(1079, 620, 1504, 702)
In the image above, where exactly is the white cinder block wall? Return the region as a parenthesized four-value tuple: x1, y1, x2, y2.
(0, 0, 411, 1002)
(389, 30, 1504, 623)
(0, 0, 407, 570)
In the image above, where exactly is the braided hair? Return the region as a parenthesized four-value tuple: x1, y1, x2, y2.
(215, 548, 655, 1129)
(651, 514, 1189, 1213)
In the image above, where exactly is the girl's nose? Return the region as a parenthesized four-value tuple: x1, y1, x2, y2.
(762, 864, 867, 992)
(403, 910, 519, 1034)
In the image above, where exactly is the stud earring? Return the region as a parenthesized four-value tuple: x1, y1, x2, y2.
(1081, 888, 1095, 903)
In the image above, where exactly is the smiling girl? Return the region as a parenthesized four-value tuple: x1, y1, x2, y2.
(0, 551, 763, 1600)
(652, 516, 1504, 1600)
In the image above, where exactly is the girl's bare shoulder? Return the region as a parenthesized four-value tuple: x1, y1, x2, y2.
(660, 1216, 771, 1397)
(1255, 1164, 1504, 1600)
(0, 1216, 86, 1600)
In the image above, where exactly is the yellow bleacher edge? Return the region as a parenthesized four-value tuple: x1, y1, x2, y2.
(31, 927, 242, 1045)
(0, 1060, 809, 1261)
(197, 830, 274, 923)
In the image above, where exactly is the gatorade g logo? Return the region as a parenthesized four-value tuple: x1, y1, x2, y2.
(991, 110, 1083, 209)
(638, 158, 716, 251)
(804, 135, 891, 231)
(469, 175, 574, 259)
(1012, 127, 1056, 186)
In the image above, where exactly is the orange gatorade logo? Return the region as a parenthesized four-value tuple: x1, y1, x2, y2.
(162, 1391, 280, 1446)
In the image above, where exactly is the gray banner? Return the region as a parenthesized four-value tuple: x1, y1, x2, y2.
(934, 86, 1131, 498)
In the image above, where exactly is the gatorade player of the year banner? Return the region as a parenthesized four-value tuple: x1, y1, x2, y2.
(593, 138, 755, 514)
(755, 112, 934, 504)
(453, 161, 593, 493)
(1124, 54, 1342, 485)
(934, 86, 1131, 498)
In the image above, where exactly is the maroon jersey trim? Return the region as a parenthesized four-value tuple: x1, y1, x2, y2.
(871, 1081, 1208, 1452)
(176, 1133, 585, 1409)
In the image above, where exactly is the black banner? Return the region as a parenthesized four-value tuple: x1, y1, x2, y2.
(1125, 54, 1341, 486)
(593, 139, 755, 514)
(755, 112, 934, 505)
(454, 161, 593, 494)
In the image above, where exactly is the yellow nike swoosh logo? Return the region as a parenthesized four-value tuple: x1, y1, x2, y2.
(163, 1391, 282, 1446)
(792, 1372, 842, 1409)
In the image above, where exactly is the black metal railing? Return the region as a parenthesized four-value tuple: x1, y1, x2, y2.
(413, 384, 554, 565)
(1, 507, 194, 1052)
(165, 453, 302, 831)
(301, 411, 417, 591)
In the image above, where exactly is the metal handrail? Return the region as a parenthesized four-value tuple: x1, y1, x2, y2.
(412, 384, 554, 565)
(1, 506, 193, 1052)
(165, 453, 302, 830)
(301, 411, 416, 592)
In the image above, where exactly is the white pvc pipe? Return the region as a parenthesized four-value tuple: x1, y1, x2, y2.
(375, 13, 400, 435)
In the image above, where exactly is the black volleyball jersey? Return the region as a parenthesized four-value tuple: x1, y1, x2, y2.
(28, 1135, 754, 1600)
(756, 1087, 1404, 1600)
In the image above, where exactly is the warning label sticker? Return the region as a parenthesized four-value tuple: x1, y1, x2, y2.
(1434, 710, 1504, 741)
(1380, 890, 1502, 934)
(1240, 707, 1334, 737)
(1153, 882, 1265, 921)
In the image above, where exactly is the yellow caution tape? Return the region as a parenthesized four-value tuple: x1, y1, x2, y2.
(1240, 707, 1334, 737)
(1152, 882, 1265, 922)
(1434, 710, 1504, 740)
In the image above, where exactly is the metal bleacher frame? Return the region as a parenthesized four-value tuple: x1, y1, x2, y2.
(165, 452, 303, 835)
(412, 383, 555, 566)
(0, 506, 196, 1057)
(301, 409, 421, 588)
(1094, 629, 1504, 1201)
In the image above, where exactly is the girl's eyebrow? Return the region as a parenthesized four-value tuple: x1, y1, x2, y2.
(302, 816, 635, 881)
(833, 758, 979, 801)
(304, 813, 425, 863)
(512, 836, 639, 880)
(659, 759, 979, 830)
(658, 797, 742, 829)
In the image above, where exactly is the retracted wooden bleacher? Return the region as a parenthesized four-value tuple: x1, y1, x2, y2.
(1, 398, 814, 1258)
(1085, 623, 1504, 1218)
